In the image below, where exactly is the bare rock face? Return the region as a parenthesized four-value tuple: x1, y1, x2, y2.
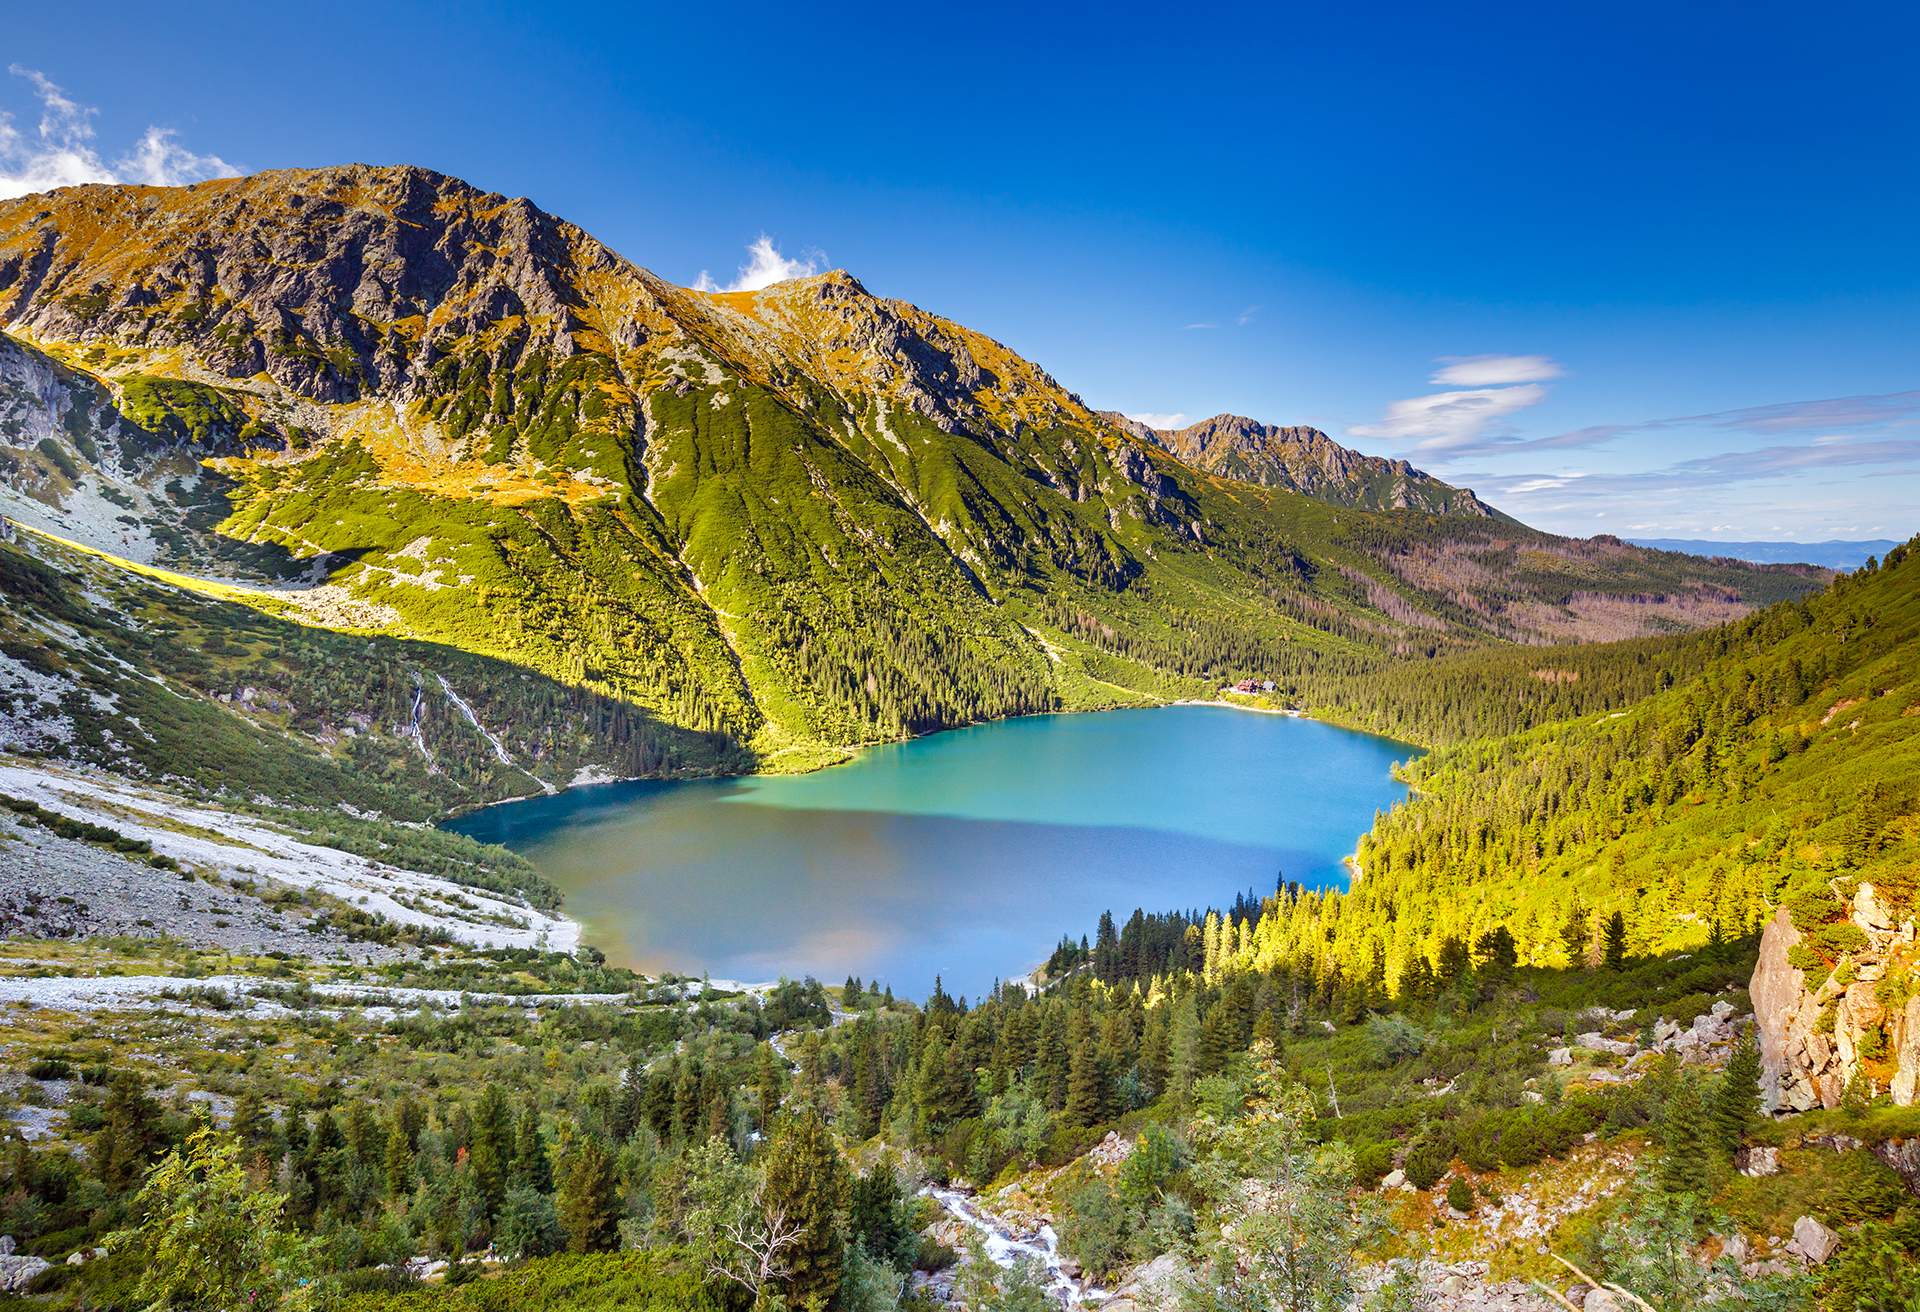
(1751, 894, 1920, 1110)
(1893, 995, 1920, 1106)
(1752, 908, 1820, 1110)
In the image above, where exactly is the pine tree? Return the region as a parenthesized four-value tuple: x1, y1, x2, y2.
(1066, 1031, 1106, 1127)
(1560, 902, 1590, 967)
(740, 1047, 774, 1135)
(915, 1024, 952, 1132)
(1475, 926, 1518, 985)
(1197, 1000, 1233, 1076)
(1167, 995, 1202, 1106)
(470, 1085, 513, 1217)
(765, 1109, 848, 1308)
(304, 1109, 345, 1212)
(613, 1066, 646, 1141)
(1603, 911, 1629, 969)
(229, 1089, 273, 1172)
(97, 1072, 161, 1191)
(1035, 1010, 1070, 1111)
(513, 1099, 551, 1192)
(1140, 1005, 1171, 1097)
(1658, 1072, 1710, 1194)
(383, 1114, 413, 1198)
(1712, 1034, 1762, 1157)
(556, 1130, 619, 1253)
(1435, 935, 1473, 990)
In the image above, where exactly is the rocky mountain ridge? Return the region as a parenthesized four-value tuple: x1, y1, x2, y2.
(1103, 410, 1499, 518)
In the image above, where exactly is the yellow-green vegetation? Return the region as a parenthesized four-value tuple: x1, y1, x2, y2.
(0, 164, 1821, 786)
(1195, 539, 1920, 986)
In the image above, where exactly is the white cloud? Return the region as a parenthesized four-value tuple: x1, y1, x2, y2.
(1236, 305, 1260, 327)
(117, 125, 236, 188)
(1350, 383, 1549, 451)
(1126, 412, 1190, 431)
(693, 234, 822, 293)
(0, 66, 237, 200)
(1430, 354, 1563, 386)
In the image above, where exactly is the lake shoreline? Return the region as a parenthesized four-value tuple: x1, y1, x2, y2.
(447, 704, 1416, 999)
(444, 695, 1376, 822)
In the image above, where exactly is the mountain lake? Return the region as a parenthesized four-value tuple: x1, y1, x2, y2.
(446, 704, 1414, 999)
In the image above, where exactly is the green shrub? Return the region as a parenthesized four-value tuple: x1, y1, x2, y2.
(340, 1250, 718, 1312)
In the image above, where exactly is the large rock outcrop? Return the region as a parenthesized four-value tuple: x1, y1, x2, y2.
(1752, 887, 1920, 1111)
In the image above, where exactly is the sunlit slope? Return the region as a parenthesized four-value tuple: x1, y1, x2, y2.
(1335, 538, 1920, 972)
(0, 165, 1821, 767)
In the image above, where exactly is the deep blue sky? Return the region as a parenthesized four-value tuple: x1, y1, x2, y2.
(5, 1, 1916, 539)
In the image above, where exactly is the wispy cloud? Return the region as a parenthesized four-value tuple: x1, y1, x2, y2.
(1471, 436, 1920, 508)
(1463, 388, 1920, 460)
(1236, 305, 1260, 327)
(1125, 411, 1190, 431)
(1350, 383, 1550, 451)
(1182, 321, 1217, 331)
(1351, 353, 1562, 453)
(693, 234, 822, 292)
(1430, 354, 1564, 386)
(1663, 390, 1920, 435)
(0, 66, 236, 200)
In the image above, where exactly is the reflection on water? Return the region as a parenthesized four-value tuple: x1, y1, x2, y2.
(447, 706, 1412, 999)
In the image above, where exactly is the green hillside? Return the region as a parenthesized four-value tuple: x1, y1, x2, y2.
(0, 166, 1821, 784)
(1224, 537, 1920, 987)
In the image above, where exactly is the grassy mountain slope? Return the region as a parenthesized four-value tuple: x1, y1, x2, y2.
(0, 165, 1822, 784)
(0, 528, 740, 818)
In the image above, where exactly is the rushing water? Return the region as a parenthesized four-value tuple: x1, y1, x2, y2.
(922, 1185, 1107, 1305)
(448, 705, 1411, 999)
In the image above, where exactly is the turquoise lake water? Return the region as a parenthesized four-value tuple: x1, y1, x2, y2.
(447, 705, 1413, 999)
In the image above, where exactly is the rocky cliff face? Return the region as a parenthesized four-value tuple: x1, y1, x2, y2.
(1752, 886, 1920, 1111)
(1100, 410, 1498, 517)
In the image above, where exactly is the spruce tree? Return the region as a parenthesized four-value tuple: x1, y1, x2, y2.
(765, 1109, 848, 1308)
(383, 1113, 414, 1199)
(1066, 1031, 1105, 1127)
(1658, 1072, 1709, 1194)
(470, 1085, 513, 1217)
(1713, 1034, 1762, 1157)
(97, 1072, 161, 1191)
(513, 1099, 551, 1192)
(1603, 911, 1629, 969)
(1035, 1010, 1071, 1111)
(556, 1130, 619, 1252)
(1560, 903, 1590, 968)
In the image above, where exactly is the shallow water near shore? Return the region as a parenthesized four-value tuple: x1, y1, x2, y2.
(447, 705, 1413, 999)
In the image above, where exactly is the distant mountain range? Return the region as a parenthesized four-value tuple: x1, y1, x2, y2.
(1628, 538, 1901, 570)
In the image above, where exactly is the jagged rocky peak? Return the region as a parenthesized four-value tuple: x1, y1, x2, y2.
(0, 163, 674, 404)
(1097, 409, 1498, 517)
(699, 266, 1100, 439)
